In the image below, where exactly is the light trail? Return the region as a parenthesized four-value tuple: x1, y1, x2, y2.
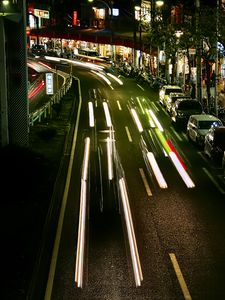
(106, 137, 113, 180)
(28, 80, 45, 100)
(169, 152, 195, 188)
(131, 108, 143, 133)
(75, 137, 91, 288)
(91, 70, 114, 89)
(119, 178, 143, 286)
(88, 102, 94, 127)
(146, 152, 168, 189)
(117, 100, 122, 110)
(148, 109, 164, 132)
(107, 72, 123, 85)
(103, 101, 112, 127)
(125, 126, 132, 142)
(136, 97, 145, 114)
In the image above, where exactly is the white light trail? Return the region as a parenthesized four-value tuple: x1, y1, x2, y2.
(88, 102, 94, 127)
(107, 72, 123, 85)
(81, 137, 91, 181)
(91, 70, 113, 88)
(117, 100, 122, 110)
(147, 152, 168, 189)
(169, 152, 195, 188)
(137, 97, 145, 114)
(131, 108, 143, 133)
(103, 102, 112, 127)
(146, 109, 155, 128)
(148, 109, 164, 132)
(119, 178, 143, 286)
(107, 137, 113, 180)
(75, 137, 91, 288)
(75, 179, 87, 288)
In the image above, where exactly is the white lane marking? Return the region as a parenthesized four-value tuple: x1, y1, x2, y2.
(137, 84, 144, 91)
(202, 167, 225, 194)
(170, 126, 183, 142)
(151, 102, 159, 112)
(117, 100, 122, 110)
(125, 126, 133, 142)
(44, 77, 82, 300)
(169, 253, 192, 300)
(139, 168, 152, 196)
(181, 132, 188, 141)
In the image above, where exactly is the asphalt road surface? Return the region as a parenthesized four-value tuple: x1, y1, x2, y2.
(43, 60, 225, 300)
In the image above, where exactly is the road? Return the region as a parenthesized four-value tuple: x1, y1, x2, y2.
(44, 61, 225, 300)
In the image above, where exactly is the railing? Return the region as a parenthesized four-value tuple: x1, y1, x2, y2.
(29, 75, 73, 126)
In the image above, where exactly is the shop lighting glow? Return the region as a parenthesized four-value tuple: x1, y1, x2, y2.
(131, 108, 143, 132)
(88, 102, 94, 127)
(103, 102, 112, 127)
(147, 152, 168, 188)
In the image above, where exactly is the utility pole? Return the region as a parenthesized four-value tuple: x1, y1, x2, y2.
(196, 0, 202, 103)
(215, 0, 220, 116)
(0, 16, 9, 146)
(2, 0, 29, 147)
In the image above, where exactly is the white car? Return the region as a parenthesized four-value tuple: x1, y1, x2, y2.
(159, 85, 183, 106)
(187, 114, 223, 147)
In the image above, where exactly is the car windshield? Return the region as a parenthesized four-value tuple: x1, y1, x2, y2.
(178, 101, 202, 110)
(166, 88, 182, 95)
(198, 120, 222, 129)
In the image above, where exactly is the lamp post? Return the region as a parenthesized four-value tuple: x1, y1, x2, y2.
(155, 0, 164, 77)
(195, 0, 202, 102)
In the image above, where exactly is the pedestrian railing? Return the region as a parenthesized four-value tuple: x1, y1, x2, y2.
(29, 74, 73, 126)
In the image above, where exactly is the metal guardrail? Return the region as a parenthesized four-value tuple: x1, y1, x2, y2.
(29, 75, 73, 126)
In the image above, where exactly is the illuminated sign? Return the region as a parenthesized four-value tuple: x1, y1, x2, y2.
(34, 9, 49, 19)
(46, 73, 53, 95)
(73, 10, 77, 26)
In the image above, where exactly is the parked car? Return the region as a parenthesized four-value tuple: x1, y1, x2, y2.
(187, 114, 223, 147)
(165, 92, 190, 114)
(159, 85, 183, 106)
(204, 126, 225, 165)
(171, 99, 203, 127)
(222, 151, 225, 176)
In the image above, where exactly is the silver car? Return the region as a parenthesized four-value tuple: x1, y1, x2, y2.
(187, 114, 223, 147)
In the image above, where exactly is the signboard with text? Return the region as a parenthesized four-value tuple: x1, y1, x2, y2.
(34, 9, 49, 19)
(46, 73, 53, 95)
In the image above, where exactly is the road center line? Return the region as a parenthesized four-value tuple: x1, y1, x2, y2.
(139, 168, 152, 196)
(169, 253, 192, 300)
(125, 126, 132, 142)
